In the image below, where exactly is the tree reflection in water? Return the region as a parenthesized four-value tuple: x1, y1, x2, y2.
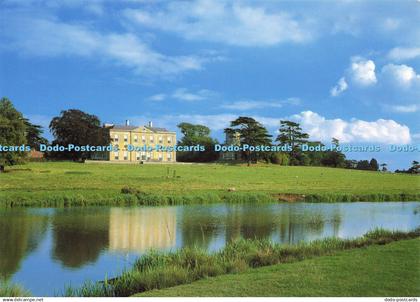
(51, 208, 109, 268)
(0, 210, 48, 279)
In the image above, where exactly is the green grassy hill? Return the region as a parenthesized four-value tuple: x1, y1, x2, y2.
(1, 162, 419, 207)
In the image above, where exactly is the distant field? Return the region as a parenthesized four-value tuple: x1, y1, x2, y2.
(0, 162, 419, 207)
(138, 238, 420, 297)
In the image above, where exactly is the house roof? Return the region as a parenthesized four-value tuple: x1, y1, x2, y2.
(111, 125, 138, 131)
(108, 124, 174, 133)
(144, 126, 170, 132)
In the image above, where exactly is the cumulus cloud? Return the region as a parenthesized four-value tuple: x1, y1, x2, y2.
(330, 77, 348, 97)
(350, 57, 377, 86)
(291, 111, 411, 144)
(330, 57, 376, 96)
(123, 0, 313, 47)
(387, 47, 420, 61)
(381, 64, 420, 88)
(1, 13, 212, 76)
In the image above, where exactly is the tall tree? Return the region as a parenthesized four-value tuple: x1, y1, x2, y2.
(380, 163, 388, 172)
(49, 109, 110, 161)
(369, 158, 379, 171)
(23, 118, 48, 149)
(176, 122, 219, 162)
(276, 120, 309, 165)
(225, 117, 272, 166)
(0, 98, 27, 172)
(321, 138, 346, 168)
(408, 160, 420, 174)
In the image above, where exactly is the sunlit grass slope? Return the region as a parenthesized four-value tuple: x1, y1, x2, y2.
(1, 162, 419, 207)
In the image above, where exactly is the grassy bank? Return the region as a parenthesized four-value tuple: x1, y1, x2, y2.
(1, 162, 419, 207)
(63, 228, 420, 297)
(0, 281, 31, 297)
(139, 238, 420, 297)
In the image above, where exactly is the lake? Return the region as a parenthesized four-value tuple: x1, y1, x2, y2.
(0, 202, 419, 296)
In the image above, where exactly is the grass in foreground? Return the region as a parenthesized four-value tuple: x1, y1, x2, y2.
(63, 228, 420, 297)
(1, 162, 419, 207)
(139, 238, 420, 297)
(0, 281, 31, 297)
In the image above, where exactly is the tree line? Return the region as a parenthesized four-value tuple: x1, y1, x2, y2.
(1, 97, 418, 174)
(179, 116, 390, 172)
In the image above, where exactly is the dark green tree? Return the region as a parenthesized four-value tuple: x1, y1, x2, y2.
(380, 163, 388, 172)
(304, 140, 326, 166)
(0, 98, 27, 172)
(276, 120, 309, 165)
(225, 117, 272, 166)
(408, 160, 419, 174)
(23, 118, 48, 149)
(369, 158, 379, 171)
(176, 122, 219, 162)
(321, 138, 346, 168)
(356, 160, 371, 170)
(49, 109, 110, 161)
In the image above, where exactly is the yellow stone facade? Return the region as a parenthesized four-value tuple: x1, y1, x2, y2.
(107, 123, 176, 162)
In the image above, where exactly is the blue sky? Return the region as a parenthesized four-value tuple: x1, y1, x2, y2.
(0, 0, 419, 169)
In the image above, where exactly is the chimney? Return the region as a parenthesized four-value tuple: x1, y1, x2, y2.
(148, 121, 153, 128)
(125, 119, 130, 126)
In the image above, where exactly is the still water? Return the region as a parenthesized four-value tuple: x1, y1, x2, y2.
(0, 202, 419, 296)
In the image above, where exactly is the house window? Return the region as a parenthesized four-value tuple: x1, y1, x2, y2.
(134, 135, 138, 143)
(167, 136, 172, 144)
(146, 152, 151, 160)
(136, 152, 140, 161)
(124, 135, 128, 142)
(114, 134, 119, 142)
(158, 153, 163, 161)
(114, 151, 119, 160)
(159, 136, 163, 143)
(141, 152, 146, 161)
(142, 135, 146, 143)
(167, 152, 172, 160)
(124, 151, 128, 160)
(149, 135, 154, 143)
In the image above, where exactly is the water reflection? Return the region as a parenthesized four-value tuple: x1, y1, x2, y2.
(52, 209, 109, 268)
(0, 202, 418, 296)
(109, 207, 176, 252)
(0, 210, 48, 279)
(181, 207, 221, 249)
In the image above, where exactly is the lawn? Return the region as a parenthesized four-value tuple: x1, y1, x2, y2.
(138, 238, 420, 297)
(1, 161, 419, 207)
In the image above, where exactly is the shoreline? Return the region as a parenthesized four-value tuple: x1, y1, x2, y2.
(64, 228, 420, 297)
(1, 191, 420, 208)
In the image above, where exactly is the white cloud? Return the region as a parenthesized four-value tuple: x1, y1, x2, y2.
(350, 57, 377, 86)
(330, 77, 348, 97)
(221, 98, 300, 110)
(148, 94, 167, 101)
(388, 47, 420, 61)
(147, 88, 216, 102)
(124, 0, 313, 47)
(385, 104, 419, 113)
(172, 88, 209, 102)
(381, 64, 420, 88)
(1, 14, 210, 76)
(291, 111, 411, 144)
